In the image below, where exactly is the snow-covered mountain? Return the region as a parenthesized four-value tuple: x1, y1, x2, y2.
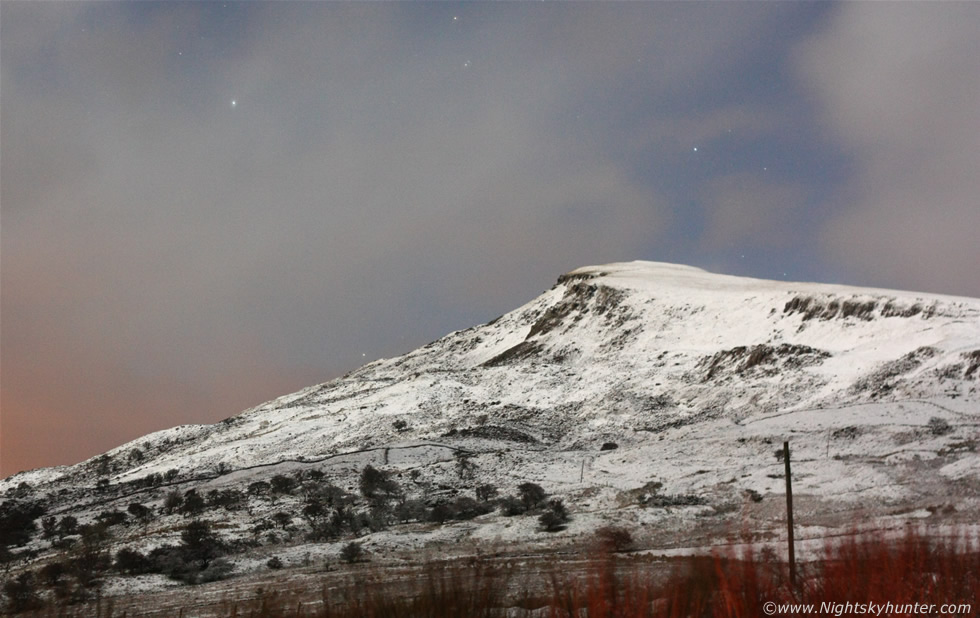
(4, 261, 979, 596)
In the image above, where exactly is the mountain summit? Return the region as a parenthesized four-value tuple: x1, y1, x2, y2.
(3, 261, 979, 597)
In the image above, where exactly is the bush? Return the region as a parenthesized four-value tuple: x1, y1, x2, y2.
(115, 548, 153, 575)
(3, 571, 42, 613)
(41, 515, 58, 539)
(163, 489, 184, 514)
(452, 496, 490, 520)
(196, 558, 234, 584)
(0, 500, 45, 548)
(57, 515, 78, 538)
(267, 556, 284, 570)
(180, 490, 206, 516)
(499, 495, 526, 517)
(596, 526, 633, 552)
(394, 499, 428, 524)
(128, 502, 154, 524)
(538, 499, 571, 532)
(96, 509, 128, 527)
(928, 416, 953, 436)
(430, 502, 453, 524)
(340, 541, 364, 564)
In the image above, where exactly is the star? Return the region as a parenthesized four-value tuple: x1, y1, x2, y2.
(231, 99, 238, 108)
(692, 146, 698, 152)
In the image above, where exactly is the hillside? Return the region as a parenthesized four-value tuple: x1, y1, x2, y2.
(2, 261, 979, 608)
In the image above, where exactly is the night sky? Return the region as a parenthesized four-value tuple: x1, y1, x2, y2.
(2, 2, 978, 477)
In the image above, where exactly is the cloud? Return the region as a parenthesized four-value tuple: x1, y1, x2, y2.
(796, 3, 980, 296)
(699, 173, 808, 252)
(0, 3, 830, 475)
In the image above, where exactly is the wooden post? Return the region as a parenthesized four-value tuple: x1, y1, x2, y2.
(580, 459, 585, 482)
(784, 440, 796, 588)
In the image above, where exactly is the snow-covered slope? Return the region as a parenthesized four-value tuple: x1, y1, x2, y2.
(4, 261, 979, 590)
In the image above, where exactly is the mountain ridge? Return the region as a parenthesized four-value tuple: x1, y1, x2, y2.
(3, 261, 978, 599)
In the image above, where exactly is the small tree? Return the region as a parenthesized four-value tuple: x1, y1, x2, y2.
(272, 512, 293, 530)
(270, 475, 297, 503)
(359, 465, 400, 501)
(476, 484, 499, 503)
(248, 480, 271, 499)
(181, 520, 223, 570)
(518, 482, 547, 511)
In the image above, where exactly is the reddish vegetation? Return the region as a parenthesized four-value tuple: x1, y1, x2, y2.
(16, 528, 980, 617)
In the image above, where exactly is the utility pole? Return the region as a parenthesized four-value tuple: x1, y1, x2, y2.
(784, 440, 796, 588)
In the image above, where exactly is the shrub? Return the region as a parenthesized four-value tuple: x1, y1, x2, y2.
(452, 496, 490, 520)
(3, 571, 42, 613)
(128, 502, 154, 524)
(181, 490, 206, 516)
(538, 499, 571, 532)
(267, 556, 284, 570)
(499, 495, 526, 517)
(96, 509, 128, 527)
(928, 416, 953, 436)
(0, 500, 45, 548)
(41, 515, 58, 539)
(196, 558, 234, 584)
(430, 502, 453, 524)
(596, 526, 634, 552)
(57, 515, 78, 538)
(115, 548, 153, 575)
(394, 499, 428, 524)
(38, 561, 69, 587)
(163, 489, 184, 514)
(340, 541, 364, 564)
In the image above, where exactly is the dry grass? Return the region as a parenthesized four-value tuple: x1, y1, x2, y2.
(12, 528, 979, 617)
